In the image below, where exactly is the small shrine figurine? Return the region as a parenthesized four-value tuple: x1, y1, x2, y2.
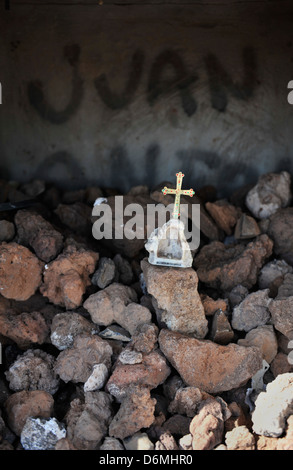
(145, 172, 195, 268)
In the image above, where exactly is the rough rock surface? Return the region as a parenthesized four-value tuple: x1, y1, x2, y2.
(225, 425, 255, 450)
(234, 213, 261, 239)
(55, 202, 92, 235)
(91, 257, 116, 288)
(205, 199, 239, 235)
(238, 325, 278, 364)
(4, 390, 54, 435)
(189, 399, 224, 450)
(84, 283, 151, 334)
(106, 349, 170, 401)
(5, 349, 59, 395)
(245, 171, 292, 219)
(109, 386, 156, 440)
(269, 274, 293, 338)
(50, 312, 97, 350)
(168, 387, 203, 417)
(193, 235, 273, 291)
(65, 392, 113, 450)
(15, 209, 63, 262)
(210, 309, 234, 345)
(0, 242, 43, 301)
(54, 334, 113, 384)
(158, 329, 262, 394)
(41, 245, 98, 309)
(267, 207, 293, 265)
(252, 373, 293, 437)
(141, 259, 208, 338)
(231, 289, 272, 332)
(0, 220, 15, 242)
(0, 311, 49, 349)
(258, 259, 293, 291)
(20, 417, 66, 450)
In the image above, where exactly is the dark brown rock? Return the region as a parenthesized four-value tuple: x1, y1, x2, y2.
(193, 234, 273, 291)
(267, 207, 293, 265)
(14, 209, 63, 262)
(205, 199, 239, 235)
(0, 311, 49, 349)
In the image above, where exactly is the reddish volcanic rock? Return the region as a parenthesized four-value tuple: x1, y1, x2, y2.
(193, 234, 273, 291)
(158, 329, 262, 394)
(40, 245, 98, 309)
(0, 242, 43, 301)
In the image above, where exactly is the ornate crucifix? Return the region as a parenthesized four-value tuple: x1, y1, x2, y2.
(162, 172, 195, 219)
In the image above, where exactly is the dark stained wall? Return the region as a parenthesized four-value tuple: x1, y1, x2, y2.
(1, 1, 293, 193)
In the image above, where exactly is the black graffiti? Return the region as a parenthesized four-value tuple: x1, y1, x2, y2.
(28, 45, 257, 122)
(94, 49, 145, 109)
(204, 47, 257, 112)
(28, 44, 84, 124)
(147, 49, 198, 117)
(34, 143, 272, 196)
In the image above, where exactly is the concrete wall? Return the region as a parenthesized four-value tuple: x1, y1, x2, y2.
(1, 1, 293, 194)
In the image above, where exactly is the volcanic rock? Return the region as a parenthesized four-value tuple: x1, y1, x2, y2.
(231, 289, 272, 332)
(65, 391, 113, 450)
(14, 209, 63, 262)
(5, 349, 59, 395)
(234, 213, 261, 239)
(210, 309, 234, 345)
(0, 220, 15, 242)
(238, 325, 278, 364)
(106, 349, 170, 401)
(55, 202, 92, 235)
(252, 373, 293, 437)
(189, 398, 224, 450)
(0, 310, 49, 349)
(20, 417, 66, 450)
(268, 274, 293, 338)
(267, 207, 293, 265)
(141, 259, 208, 338)
(54, 333, 112, 384)
(245, 171, 291, 219)
(225, 425, 255, 450)
(84, 283, 151, 335)
(40, 245, 98, 309)
(91, 257, 116, 289)
(205, 199, 239, 235)
(109, 386, 156, 440)
(0, 242, 43, 301)
(4, 390, 54, 436)
(50, 312, 97, 350)
(193, 234, 273, 291)
(158, 329, 262, 394)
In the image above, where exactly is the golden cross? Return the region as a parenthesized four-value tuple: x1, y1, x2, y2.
(162, 172, 195, 219)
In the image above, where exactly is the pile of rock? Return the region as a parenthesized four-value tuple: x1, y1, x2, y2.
(0, 172, 292, 450)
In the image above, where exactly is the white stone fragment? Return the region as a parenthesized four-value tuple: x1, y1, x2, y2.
(245, 171, 292, 219)
(83, 363, 108, 392)
(123, 432, 154, 450)
(252, 372, 293, 437)
(118, 349, 143, 365)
